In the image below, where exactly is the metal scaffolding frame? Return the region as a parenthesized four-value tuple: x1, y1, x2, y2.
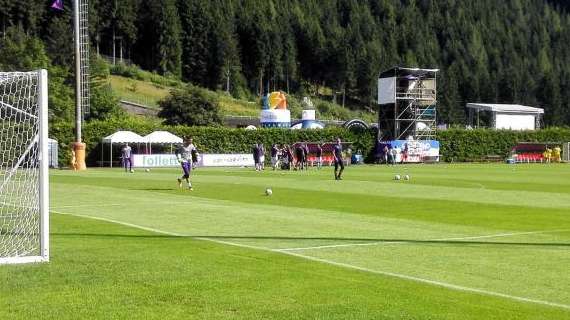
(377, 67, 438, 141)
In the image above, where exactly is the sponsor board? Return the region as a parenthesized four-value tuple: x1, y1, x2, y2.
(378, 140, 440, 163)
(132, 154, 255, 168)
(199, 154, 255, 167)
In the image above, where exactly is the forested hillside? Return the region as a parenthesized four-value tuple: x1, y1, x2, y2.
(1, 0, 570, 125)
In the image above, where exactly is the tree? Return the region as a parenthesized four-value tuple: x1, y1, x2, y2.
(88, 57, 123, 120)
(158, 86, 222, 126)
(157, 0, 182, 77)
(0, 26, 50, 71)
(133, 0, 181, 76)
(0, 27, 73, 122)
(178, 0, 211, 85)
(44, 14, 74, 66)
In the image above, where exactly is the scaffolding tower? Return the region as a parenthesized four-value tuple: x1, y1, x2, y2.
(377, 67, 438, 141)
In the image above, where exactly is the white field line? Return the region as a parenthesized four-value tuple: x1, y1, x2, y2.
(51, 210, 570, 311)
(432, 229, 570, 241)
(279, 250, 570, 311)
(51, 203, 124, 209)
(277, 229, 570, 252)
(51, 210, 270, 252)
(52, 211, 187, 237)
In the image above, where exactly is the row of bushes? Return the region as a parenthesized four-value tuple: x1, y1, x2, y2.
(436, 128, 570, 162)
(50, 117, 375, 167)
(49, 117, 570, 166)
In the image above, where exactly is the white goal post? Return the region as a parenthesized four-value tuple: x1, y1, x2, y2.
(0, 70, 49, 264)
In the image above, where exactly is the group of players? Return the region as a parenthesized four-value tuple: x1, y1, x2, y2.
(121, 136, 346, 192)
(265, 142, 321, 171)
(256, 138, 346, 179)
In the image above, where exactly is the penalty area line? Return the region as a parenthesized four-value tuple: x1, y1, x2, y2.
(279, 250, 570, 311)
(51, 211, 570, 311)
(51, 203, 124, 210)
(51, 210, 270, 252)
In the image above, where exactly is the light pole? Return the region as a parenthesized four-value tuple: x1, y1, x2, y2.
(72, 0, 89, 170)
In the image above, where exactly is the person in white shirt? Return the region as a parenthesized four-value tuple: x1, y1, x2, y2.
(175, 138, 197, 190)
(121, 143, 132, 172)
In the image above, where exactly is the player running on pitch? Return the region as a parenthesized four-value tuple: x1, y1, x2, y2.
(333, 137, 345, 180)
(176, 137, 197, 190)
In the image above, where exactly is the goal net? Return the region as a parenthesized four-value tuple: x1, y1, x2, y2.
(0, 70, 49, 264)
(564, 143, 570, 162)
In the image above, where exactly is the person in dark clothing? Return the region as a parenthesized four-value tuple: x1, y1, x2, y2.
(252, 143, 261, 171)
(383, 145, 389, 165)
(333, 138, 344, 180)
(303, 143, 310, 170)
(316, 143, 323, 169)
(295, 144, 305, 170)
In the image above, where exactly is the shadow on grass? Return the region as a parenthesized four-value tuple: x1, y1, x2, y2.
(129, 188, 177, 191)
(50, 233, 570, 247)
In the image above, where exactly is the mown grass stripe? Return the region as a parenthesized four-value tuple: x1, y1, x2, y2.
(50, 210, 570, 311)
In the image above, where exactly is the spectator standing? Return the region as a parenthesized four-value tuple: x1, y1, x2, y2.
(121, 143, 133, 172)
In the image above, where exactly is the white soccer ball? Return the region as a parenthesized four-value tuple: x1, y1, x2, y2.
(130, 169, 135, 173)
(145, 168, 150, 172)
(265, 188, 273, 196)
(404, 174, 410, 181)
(394, 174, 401, 181)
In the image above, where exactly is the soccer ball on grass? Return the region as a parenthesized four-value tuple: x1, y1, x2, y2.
(265, 188, 273, 196)
(394, 174, 401, 181)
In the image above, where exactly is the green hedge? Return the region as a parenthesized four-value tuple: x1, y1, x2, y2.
(49, 117, 570, 166)
(436, 128, 570, 162)
(50, 117, 375, 167)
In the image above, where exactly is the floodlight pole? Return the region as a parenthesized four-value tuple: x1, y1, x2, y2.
(72, 0, 88, 170)
(73, 0, 82, 143)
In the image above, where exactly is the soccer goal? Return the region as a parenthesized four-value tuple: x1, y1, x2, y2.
(564, 143, 570, 162)
(0, 70, 49, 264)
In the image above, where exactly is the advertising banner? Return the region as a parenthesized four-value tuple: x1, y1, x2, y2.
(199, 154, 255, 167)
(380, 140, 439, 163)
(132, 154, 255, 168)
(260, 109, 291, 128)
(132, 154, 179, 167)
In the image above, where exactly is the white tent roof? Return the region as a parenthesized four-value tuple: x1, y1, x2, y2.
(143, 131, 183, 144)
(102, 131, 145, 143)
(466, 103, 544, 114)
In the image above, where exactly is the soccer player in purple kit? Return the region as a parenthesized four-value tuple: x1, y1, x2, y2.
(333, 137, 344, 180)
(316, 142, 323, 169)
(176, 137, 196, 190)
(271, 144, 280, 170)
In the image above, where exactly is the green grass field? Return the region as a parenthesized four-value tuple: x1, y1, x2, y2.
(1, 164, 570, 319)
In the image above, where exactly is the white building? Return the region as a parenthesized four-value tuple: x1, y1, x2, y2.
(466, 103, 544, 131)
